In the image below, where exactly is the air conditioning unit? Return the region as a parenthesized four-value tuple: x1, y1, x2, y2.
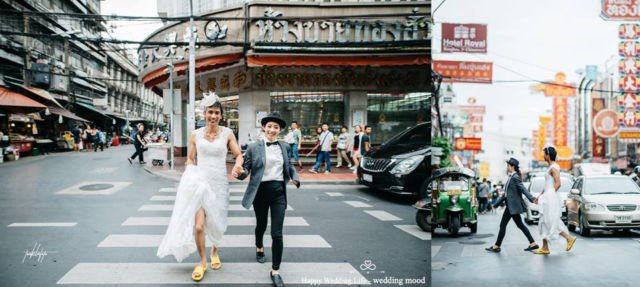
(31, 63, 51, 87)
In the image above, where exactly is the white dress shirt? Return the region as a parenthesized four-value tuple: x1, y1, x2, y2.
(261, 140, 284, 182)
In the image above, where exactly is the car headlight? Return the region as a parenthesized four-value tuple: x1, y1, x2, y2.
(390, 155, 424, 175)
(584, 202, 606, 211)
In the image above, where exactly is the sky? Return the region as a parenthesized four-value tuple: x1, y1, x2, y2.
(100, 0, 164, 54)
(433, 0, 621, 139)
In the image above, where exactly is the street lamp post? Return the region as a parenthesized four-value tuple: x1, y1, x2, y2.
(187, 0, 196, 142)
(168, 61, 175, 171)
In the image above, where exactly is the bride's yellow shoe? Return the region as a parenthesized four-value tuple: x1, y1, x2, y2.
(211, 250, 222, 270)
(566, 237, 577, 252)
(534, 249, 550, 255)
(192, 264, 207, 281)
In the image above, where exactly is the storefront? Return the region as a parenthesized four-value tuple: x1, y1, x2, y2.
(139, 1, 431, 154)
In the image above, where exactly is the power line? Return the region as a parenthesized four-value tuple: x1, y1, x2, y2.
(0, 66, 140, 83)
(432, 0, 448, 16)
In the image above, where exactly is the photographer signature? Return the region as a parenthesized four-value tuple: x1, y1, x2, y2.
(22, 243, 48, 263)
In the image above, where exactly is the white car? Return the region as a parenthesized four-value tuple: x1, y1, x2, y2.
(524, 174, 574, 225)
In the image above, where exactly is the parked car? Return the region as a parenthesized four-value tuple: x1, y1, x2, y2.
(572, 163, 611, 177)
(566, 175, 640, 236)
(523, 173, 574, 225)
(357, 123, 429, 196)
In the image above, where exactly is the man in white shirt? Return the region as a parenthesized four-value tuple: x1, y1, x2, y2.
(310, 123, 334, 174)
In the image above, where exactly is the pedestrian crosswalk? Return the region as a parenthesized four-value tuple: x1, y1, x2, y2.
(57, 185, 370, 285)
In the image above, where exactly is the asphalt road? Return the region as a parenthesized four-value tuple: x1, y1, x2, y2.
(431, 209, 640, 287)
(0, 146, 428, 286)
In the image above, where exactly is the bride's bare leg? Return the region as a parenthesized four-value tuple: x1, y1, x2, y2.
(542, 238, 549, 250)
(194, 208, 207, 267)
(559, 231, 571, 241)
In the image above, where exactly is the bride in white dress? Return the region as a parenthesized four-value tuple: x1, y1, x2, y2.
(157, 93, 244, 281)
(534, 146, 577, 255)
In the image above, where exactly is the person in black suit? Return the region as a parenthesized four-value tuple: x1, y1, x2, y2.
(485, 158, 540, 253)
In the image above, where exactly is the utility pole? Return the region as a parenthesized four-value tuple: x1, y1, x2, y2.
(23, 15, 30, 86)
(187, 0, 196, 141)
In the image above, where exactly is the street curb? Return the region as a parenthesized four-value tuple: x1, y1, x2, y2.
(143, 166, 360, 185)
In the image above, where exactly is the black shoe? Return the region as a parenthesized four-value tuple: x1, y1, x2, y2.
(270, 272, 285, 287)
(256, 251, 266, 263)
(485, 246, 501, 253)
(524, 245, 540, 252)
(139, 161, 147, 164)
(128, 158, 132, 165)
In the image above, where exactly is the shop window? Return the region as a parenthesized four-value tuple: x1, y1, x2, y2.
(366, 92, 430, 145)
(270, 91, 344, 142)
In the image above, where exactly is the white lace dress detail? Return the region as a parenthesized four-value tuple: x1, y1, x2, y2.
(538, 163, 569, 241)
(157, 127, 231, 262)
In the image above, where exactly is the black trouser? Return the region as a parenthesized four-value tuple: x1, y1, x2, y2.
(253, 181, 287, 271)
(94, 142, 104, 152)
(130, 145, 144, 162)
(479, 197, 488, 212)
(495, 207, 535, 246)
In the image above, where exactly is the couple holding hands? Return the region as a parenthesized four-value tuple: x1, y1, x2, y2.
(156, 93, 300, 287)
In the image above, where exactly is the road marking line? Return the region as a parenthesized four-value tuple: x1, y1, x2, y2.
(158, 188, 176, 193)
(344, 201, 372, 208)
(97, 234, 331, 248)
(325, 192, 344, 197)
(122, 217, 309, 226)
(8, 222, 77, 227)
(230, 195, 243, 201)
(57, 262, 369, 285)
(432, 245, 441, 257)
(138, 204, 294, 211)
(363, 210, 402, 221)
(394, 225, 430, 240)
(150, 195, 176, 201)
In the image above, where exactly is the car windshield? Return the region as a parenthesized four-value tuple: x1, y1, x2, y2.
(383, 124, 428, 147)
(529, 176, 573, 194)
(584, 177, 640, 195)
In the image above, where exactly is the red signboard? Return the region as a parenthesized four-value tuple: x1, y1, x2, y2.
(592, 98, 606, 158)
(433, 60, 493, 84)
(602, 0, 640, 21)
(441, 23, 488, 53)
(593, 109, 620, 138)
(553, 97, 568, 147)
(454, 137, 482, 151)
(458, 105, 486, 115)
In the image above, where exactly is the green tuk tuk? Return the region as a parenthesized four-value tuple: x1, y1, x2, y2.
(429, 167, 478, 236)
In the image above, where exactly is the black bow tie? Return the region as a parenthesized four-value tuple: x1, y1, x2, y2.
(266, 141, 279, 147)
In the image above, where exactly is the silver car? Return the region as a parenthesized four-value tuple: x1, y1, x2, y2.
(524, 174, 574, 225)
(567, 175, 640, 236)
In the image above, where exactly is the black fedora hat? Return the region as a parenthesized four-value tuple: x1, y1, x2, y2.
(506, 157, 519, 168)
(260, 112, 286, 129)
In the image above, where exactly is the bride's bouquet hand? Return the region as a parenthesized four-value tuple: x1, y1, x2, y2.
(231, 165, 244, 178)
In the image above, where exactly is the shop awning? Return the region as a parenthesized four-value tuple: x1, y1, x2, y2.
(75, 102, 114, 120)
(246, 54, 431, 67)
(0, 87, 47, 112)
(22, 86, 65, 108)
(142, 53, 244, 89)
(47, 105, 89, 122)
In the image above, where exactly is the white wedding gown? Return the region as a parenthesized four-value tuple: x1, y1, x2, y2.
(538, 163, 568, 240)
(157, 127, 231, 262)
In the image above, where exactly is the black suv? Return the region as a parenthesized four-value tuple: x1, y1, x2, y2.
(357, 123, 430, 196)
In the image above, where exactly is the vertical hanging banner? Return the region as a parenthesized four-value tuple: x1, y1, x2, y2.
(593, 98, 607, 158)
(532, 130, 541, 160)
(553, 98, 568, 147)
(618, 23, 640, 141)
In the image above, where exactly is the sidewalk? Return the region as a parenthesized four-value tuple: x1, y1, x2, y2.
(144, 156, 359, 184)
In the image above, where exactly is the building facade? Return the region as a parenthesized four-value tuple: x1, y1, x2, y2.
(142, 0, 431, 154)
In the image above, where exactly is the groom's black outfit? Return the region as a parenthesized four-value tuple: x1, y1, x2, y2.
(489, 158, 536, 250)
(238, 112, 299, 287)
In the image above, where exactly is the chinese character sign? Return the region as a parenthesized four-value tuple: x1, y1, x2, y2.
(618, 24, 640, 140)
(553, 97, 568, 147)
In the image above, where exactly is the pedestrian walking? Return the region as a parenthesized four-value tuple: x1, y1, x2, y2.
(533, 147, 577, 255)
(84, 125, 93, 151)
(157, 93, 244, 282)
(478, 178, 490, 214)
(350, 125, 364, 174)
(308, 123, 333, 174)
(128, 123, 148, 165)
(485, 158, 540, 253)
(290, 121, 303, 170)
(72, 125, 81, 152)
(306, 127, 324, 171)
(361, 125, 372, 155)
(236, 111, 300, 287)
(94, 128, 105, 152)
(336, 126, 351, 168)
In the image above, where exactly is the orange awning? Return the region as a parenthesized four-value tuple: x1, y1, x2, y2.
(142, 53, 244, 89)
(48, 105, 89, 122)
(247, 54, 431, 67)
(0, 87, 47, 112)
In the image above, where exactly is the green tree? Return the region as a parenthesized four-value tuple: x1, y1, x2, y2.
(433, 136, 452, 168)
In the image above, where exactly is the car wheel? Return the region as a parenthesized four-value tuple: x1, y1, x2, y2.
(416, 210, 431, 232)
(579, 212, 590, 237)
(470, 222, 477, 234)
